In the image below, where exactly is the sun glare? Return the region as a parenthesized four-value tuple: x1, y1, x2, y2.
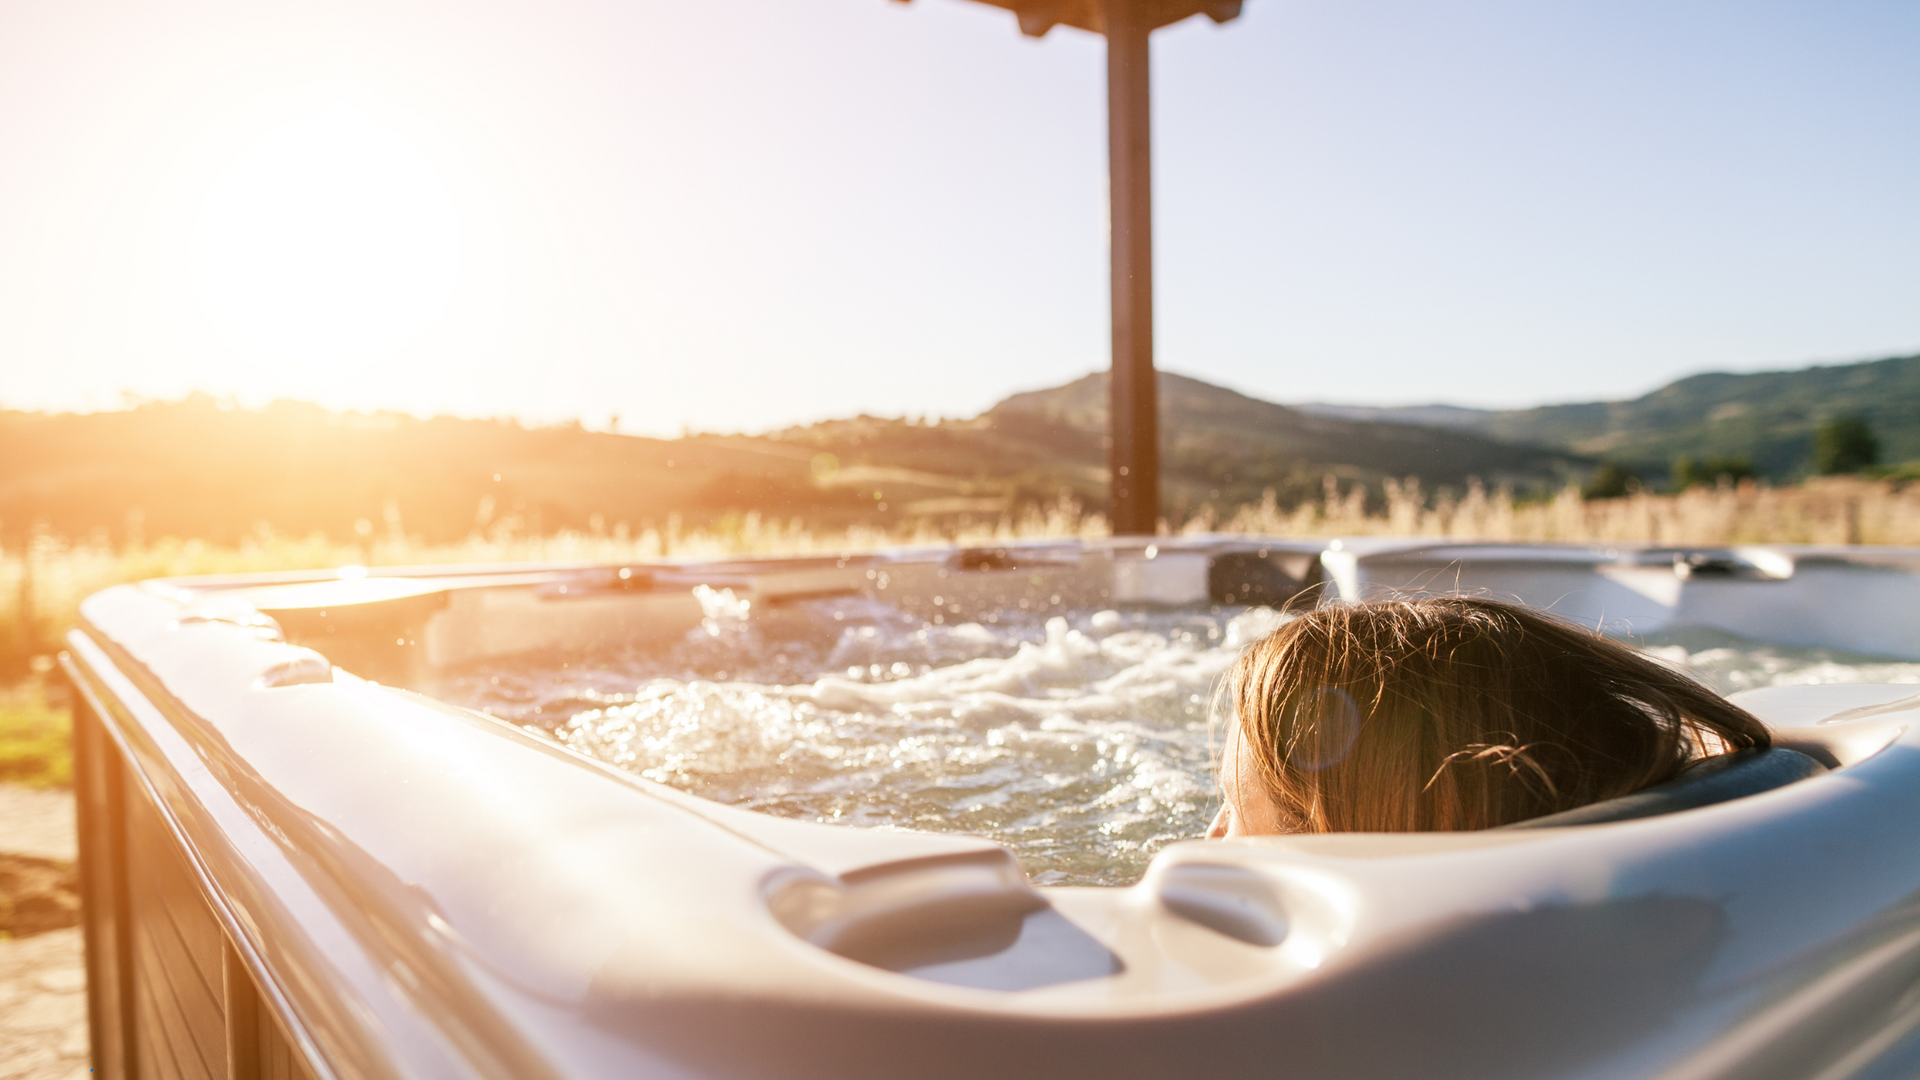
(193, 102, 462, 369)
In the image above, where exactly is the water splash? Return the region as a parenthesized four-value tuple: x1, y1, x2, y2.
(450, 603, 1917, 885)
(1637, 627, 1920, 695)
(457, 604, 1282, 884)
(693, 584, 753, 638)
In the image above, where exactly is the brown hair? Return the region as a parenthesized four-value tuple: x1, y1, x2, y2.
(1223, 596, 1771, 832)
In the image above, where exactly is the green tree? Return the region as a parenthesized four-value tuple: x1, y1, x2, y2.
(1670, 455, 1756, 490)
(1582, 462, 1638, 500)
(1813, 414, 1880, 474)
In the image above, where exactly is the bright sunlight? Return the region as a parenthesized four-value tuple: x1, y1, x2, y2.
(193, 102, 462, 369)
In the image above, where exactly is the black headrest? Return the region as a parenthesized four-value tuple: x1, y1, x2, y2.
(1500, 748, 1828, 830)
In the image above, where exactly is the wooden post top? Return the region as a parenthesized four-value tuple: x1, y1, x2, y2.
(894, 0, 1243, 38)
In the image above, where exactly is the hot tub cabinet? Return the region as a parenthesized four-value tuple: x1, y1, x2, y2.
(61, 538, 1920, 1080)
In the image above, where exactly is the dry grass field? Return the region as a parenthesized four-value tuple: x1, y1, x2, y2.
(7, 474, 1919, 787)
(1210, 474, 1920, 546)
(9, 475, 1918, 662)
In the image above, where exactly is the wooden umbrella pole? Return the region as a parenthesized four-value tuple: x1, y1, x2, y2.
(1105, 0, 1158, 536)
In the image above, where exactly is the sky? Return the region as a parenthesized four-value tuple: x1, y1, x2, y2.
(1, 0, 1917, 436)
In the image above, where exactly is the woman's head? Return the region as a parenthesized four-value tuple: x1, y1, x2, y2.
(1211, 596, 1771, 836)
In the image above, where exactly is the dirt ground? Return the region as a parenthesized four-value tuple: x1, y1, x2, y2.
(0, 787, 75, 865)
(0, 784, 86, 1080)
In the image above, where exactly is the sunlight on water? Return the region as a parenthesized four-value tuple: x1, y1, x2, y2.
(448, 600, 1920, 886)
(1637, 629, 1920, 696)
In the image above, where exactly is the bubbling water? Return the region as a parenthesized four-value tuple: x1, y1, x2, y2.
(447, 599, 1920, 886)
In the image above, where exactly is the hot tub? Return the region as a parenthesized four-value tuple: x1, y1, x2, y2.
(60, 537, 1920, 1080)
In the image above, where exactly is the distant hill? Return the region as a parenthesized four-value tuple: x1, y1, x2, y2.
(1300, 353, 1920, 480)
(1292, 403, 1497, 428)
(19, 352, 1907, 547)
(0, 397, 862, 546)
(981, 371, 1583, 509)
(0, 373, 1584, 546)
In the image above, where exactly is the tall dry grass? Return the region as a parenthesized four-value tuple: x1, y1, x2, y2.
(6, 475, 1918, 786)
(0, 501, 1108, 666)
(1197, 475, 1920, 547)
(8, 476, 1920, 668)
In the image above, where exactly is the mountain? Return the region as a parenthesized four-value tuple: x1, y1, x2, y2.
(0, 374, 1584, 546)
(12, 354, 1914, 547)
(0, 397, 862, 546)
(979, 371, 1583, 511)
(1300, 353, 1920, 480)
(1291, 403, 1497, 428)
(1471, 354, 1920, 478)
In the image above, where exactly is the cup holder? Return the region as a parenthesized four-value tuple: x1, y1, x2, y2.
(769, 851, 1120, 991)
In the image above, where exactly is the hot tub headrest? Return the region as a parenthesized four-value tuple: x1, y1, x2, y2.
(1502, 747, 1828, 830)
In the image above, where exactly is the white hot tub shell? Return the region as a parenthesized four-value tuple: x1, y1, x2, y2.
(59, 537, 1920, 1080)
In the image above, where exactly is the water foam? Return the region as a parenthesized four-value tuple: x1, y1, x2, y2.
(1638, 628, 1920, 695)
(450, 601, 1920, 885)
